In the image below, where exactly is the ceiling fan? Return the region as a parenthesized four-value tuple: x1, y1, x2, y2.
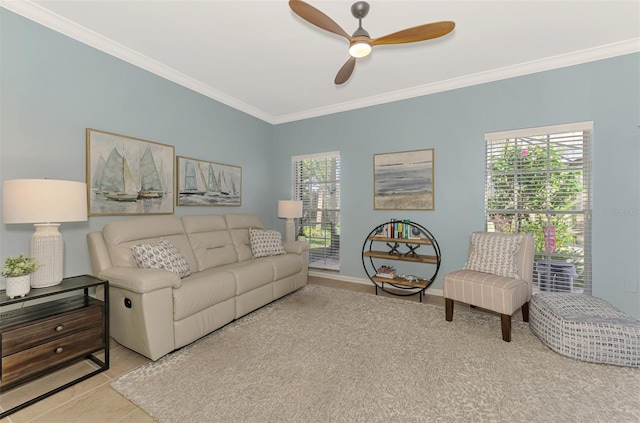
(289, 0, 455, 85)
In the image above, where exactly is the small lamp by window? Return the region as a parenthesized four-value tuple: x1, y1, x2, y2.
(277, 200, 302, 242)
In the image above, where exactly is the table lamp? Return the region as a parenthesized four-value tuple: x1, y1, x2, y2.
(278, 200, 302, 242)
(2, 179, 88, 288)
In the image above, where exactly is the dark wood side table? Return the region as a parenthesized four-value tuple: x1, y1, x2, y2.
(0, 275, 109, 419)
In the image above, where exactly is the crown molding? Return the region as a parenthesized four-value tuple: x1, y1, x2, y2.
(3, 1, 638, 126)
(1, 0, 276, 123)
(273, 38, 640, 124)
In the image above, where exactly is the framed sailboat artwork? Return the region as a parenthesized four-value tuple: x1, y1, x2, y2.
(177, 156, 242, 207)
(86, 128, 175, 216)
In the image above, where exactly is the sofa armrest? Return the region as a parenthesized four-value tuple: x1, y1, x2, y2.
(283, 240, 310, 255)
(98, 267, 182, 294)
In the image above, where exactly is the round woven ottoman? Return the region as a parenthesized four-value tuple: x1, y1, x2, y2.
(529, 293, 640, 367)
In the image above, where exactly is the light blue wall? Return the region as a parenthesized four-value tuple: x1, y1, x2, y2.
(0, 10, 274, 278)
(2, 9, 639, 317)
(273, 53, 640, 317)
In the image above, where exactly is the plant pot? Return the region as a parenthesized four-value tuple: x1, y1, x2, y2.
(6, 275, 31, 299)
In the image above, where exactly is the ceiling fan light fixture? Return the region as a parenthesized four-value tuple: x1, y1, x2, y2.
(349, 40, 371, 58)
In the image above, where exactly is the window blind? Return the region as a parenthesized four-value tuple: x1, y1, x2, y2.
(485, 122, 592, 294)
(292, 152, 341, 270)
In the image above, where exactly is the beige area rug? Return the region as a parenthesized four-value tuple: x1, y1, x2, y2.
(111, 285, 640, 423)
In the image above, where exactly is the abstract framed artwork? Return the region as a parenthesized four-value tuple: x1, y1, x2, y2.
(86, 128, 175, 216)
(176, 156, 242, 206)
(373, 148, 434, 210)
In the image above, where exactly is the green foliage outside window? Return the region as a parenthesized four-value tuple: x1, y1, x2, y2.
(487, 143, 583, 255)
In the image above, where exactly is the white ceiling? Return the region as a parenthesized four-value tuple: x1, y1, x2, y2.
(4, 0, 639, 124)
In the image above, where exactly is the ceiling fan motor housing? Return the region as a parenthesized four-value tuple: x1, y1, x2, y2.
(351, 2, 370, 19)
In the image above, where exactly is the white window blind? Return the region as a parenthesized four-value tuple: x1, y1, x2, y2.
(485, 122, 592, 294)
(292, 152, 341, 270)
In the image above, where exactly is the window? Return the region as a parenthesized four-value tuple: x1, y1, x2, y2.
(292, 152, 340, 270)
(485, 122, 592, 294)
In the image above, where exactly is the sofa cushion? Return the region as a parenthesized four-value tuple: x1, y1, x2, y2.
(224, 213, 265, 261)
(182, 215, 238, 271)
(464, 232, 523, 278)
(102, 215, 197, 271)
(172, 269, 236, 321)
(220, 260, 275, 296)
(131, 239, 191, 278)
(249, 228, 286, 258)
(259, 253, 303, 280)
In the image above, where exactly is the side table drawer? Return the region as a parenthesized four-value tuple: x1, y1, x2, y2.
(1, 326, 105, 387)
(1, 303, 103, 357)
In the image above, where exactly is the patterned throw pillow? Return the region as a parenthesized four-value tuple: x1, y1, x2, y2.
(249, 228, 286, 258)
(464, 233, 522, 279)
(131, 238, 191, 278)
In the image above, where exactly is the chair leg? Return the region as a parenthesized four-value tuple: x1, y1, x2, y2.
(445, 298, 454, 321)
(522, 302, 530, 322)
(501, 314, 511, 342)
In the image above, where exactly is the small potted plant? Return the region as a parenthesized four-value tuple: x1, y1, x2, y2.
(297, 224, 306, 242)
(2, 254, 40, 298)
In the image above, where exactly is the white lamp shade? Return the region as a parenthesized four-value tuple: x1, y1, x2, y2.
(2, 179, 88, 224)
(278, 200, 302, 219)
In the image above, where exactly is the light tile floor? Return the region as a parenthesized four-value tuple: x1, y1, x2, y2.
(0, 276, 508, 422)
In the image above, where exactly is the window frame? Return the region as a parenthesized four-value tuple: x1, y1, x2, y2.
(484, 122, 592, 294)
(292, 151, 341, 271)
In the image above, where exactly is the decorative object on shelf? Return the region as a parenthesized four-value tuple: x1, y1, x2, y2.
(176, 156, 242, 207)
(362, 220, 441, 302)
(278, 200, 303, 242)
(405, 243, 421, 258)
(374, 149, 434, 211)
(86, 128, 175, 216)
(2, 254, 40, 298)
(386, 241, 401, 255)
(2, 179, 87, 288)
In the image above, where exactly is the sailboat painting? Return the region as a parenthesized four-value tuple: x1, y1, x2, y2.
(86, 128, 175, 216)
(177, 156, 241, 206)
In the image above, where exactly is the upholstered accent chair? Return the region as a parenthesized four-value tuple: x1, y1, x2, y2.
(443, 232, 534, 342)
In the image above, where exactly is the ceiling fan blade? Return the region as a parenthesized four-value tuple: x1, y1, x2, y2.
(289, 0, 350, 40)
(371, 21, 455, 46)
(335, 57, 357, 85)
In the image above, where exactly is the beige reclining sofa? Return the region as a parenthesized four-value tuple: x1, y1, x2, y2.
(87, 213, 309, 361)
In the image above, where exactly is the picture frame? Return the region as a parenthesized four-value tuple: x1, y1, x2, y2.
(176, 156, 242, 206)
(373, 148, 434, 210)
(86, 128, 175, 216)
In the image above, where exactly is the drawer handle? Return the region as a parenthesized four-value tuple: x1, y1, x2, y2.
(55, 325, 65, 332)
(55, 347, 64, 354)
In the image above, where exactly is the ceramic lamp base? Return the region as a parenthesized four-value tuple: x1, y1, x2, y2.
(30, 223, 64, 288)
(284, 218, 296, 242)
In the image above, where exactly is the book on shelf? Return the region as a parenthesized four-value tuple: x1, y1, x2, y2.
(376, 265, 396, 279)
(385, 218, 415, 239)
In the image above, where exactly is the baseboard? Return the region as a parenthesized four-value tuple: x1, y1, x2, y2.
(308, 270, 444, 297)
